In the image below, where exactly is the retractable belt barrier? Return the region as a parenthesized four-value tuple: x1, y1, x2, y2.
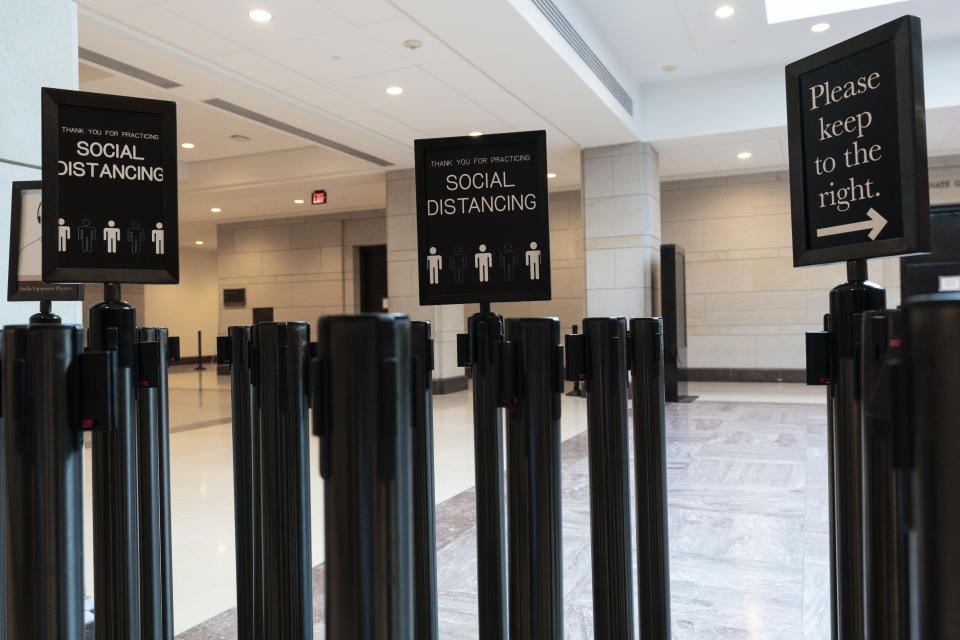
(2, 325, 88, 640)
(312, 314, 415, 640)
(859, 310, 909, 639)
(218, 323, 312, 640)
(456, 310, 508, 640)
(504, 318, 565, 640)
(566, 317, 635, 639)
(904, 293, 960, 640)
(630, 318, 672, 640)
(136, 327, 176, 640)
(410, 321, 439, 640)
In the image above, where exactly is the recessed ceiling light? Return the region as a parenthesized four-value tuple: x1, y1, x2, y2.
(811, 22, 831, 32)
(230, 134, 251, 142)
(210, 207, 222, 213)
(294, 199, 305, 204)
(385, 86, 404, 96)
(403, 39, 423, 50)
(248, 9, 272, 22)
(715, 5, 735, 18)
(195, 240, 204, 246)
(737, 151, 752, 159)
(662, 65, 678, 72)
(547, 172, 558, 179)
(181, 142, 195, 149)
(469, 131, 483, 137)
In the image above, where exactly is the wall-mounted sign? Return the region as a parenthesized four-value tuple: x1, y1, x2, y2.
(41, 88, 179, 283)
(414, 130, 551, 305)
(7, 181, 83, 301)
(786, 15, 929, 267)
(312, 190, 327, 205)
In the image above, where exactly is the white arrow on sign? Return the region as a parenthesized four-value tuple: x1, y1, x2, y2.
(816, 207, 888, 241)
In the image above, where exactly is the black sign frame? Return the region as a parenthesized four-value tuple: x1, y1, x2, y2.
(41, 87, 179, 283)
(786, 15, 929, 267)
(414, 130, 551, 306)
(7, 181, 84, 302)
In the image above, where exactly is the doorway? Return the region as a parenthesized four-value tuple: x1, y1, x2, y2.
(359, 245, 388, 312)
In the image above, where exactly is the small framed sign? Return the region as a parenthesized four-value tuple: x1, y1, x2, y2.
(41, 88, 179, 283)
(7, 181, 83, 301)
(414, 130, 551, 305)
(785, 15, 929, 267)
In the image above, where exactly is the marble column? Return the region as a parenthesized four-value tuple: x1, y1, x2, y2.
(581, 142, 661, 319)
(0, 0, 80, 325)
(385, 169, 466, 392)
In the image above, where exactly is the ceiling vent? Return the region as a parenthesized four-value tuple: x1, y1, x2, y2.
(203, 98, 393, 167)
(78, 47, 182, 89)
(529, 0, 634, 116)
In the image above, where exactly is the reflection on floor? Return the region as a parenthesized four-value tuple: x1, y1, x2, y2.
(82, 369, 829, 638)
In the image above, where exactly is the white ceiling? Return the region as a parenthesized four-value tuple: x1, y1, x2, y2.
(73, 0, 960, 245)
(567, 0, 960, 83)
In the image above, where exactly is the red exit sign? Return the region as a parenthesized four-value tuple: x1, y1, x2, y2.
(312, 190, 327, 205)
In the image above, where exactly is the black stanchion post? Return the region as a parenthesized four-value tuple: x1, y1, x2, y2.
(826, 260, 884, 639)
(859, 310, 908, 639)
(504, 318, 564, 639)
(566, 317, 635, 639)
(566, 324, 584, 398)
(458, 306, 507, 640)
(410, 321, 439, 640)
(136, 327, 175, 640)
(630, 318, 672, 639)
(221, 326, 261, 640)
(194, 330, 206, 371)
(906, 293, 960, 640)
(314, 314, 415, 639)
(89, 283, 142, 640)
(252, 322, 312, 639)
(2, 325, 85, 640)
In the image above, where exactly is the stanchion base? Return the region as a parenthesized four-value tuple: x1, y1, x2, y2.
(668, 395, 698, 404)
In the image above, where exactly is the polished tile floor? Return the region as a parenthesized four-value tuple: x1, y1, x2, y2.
(81, 369, 829, 638)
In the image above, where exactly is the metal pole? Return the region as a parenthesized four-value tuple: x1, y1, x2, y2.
(3, 324, 85, 640)
(227, 326, 260, 640)
(252, 322, 312, 639)
(859, 311, 908, 640)
(905, 293, 960, 640)
(409, 321, 438, 640)
(629, 317, 672, 639)
(504, 317, 564, 640)
(827, 260, 884, 640)
(136, 327, 175, 640)
(194, 330, 206, 371)
(89, 283, 142, 640)
(566, 324, 584, 398)
(315, 314, 415, 640)
(580, 317, 635, 639)
(466, 310, 507, 640)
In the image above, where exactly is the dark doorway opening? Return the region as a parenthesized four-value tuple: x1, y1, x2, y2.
(359, 245, 388, 313)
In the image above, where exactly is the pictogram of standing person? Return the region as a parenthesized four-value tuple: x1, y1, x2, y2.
(127, 221, 145, 255)
(499, 242, 519, 282)
(427, 246, 443, 285)
(474, 244, 493, 283)
(78, 218, 96, 254)
(104, 220, 121, 254)
(57, 218, 71, 252)
(450, 245, 466, 284)
(525, 241, 542, 280)
(152, 222, 165, 255)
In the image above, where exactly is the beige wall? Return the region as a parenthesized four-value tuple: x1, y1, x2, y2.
(463, 190, 586, 336)
(660, 156, 960, 370)
(216, 210, 385, 333)
(144, 247, 218, 355)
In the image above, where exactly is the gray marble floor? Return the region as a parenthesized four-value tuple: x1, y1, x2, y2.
(179, 399, 830, 639)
